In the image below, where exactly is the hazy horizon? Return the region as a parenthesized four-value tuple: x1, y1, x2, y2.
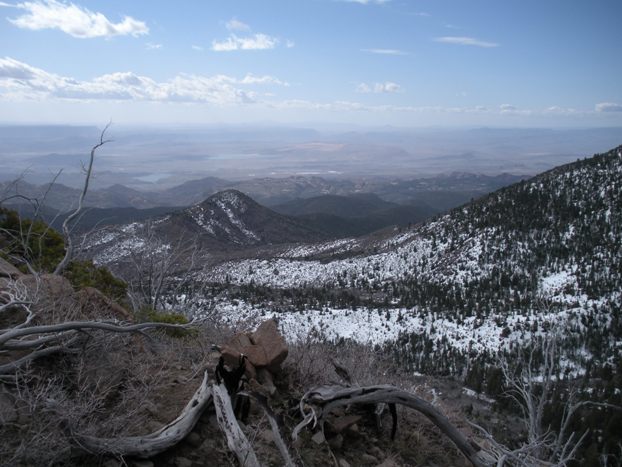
(1, 124, 620, 190)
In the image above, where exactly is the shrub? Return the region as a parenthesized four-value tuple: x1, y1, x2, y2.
(64, 259, 128, 304)
(0, 207, 65, 272)
(135, 307, 190, 337)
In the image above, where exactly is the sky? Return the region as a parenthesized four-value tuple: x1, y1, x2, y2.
(0, 0, 621, 127)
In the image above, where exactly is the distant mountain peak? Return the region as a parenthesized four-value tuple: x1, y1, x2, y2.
(203, 189, 254, 210)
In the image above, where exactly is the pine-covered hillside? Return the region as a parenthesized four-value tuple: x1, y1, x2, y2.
(181, 146, 621, 375)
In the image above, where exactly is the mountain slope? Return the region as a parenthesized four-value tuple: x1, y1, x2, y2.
(182, 189, 327, 246)
(273, 193, 439, 236)
(273, 193, 397, 217)
(84, 190, 329, 267)
(191, 146, 622, 374)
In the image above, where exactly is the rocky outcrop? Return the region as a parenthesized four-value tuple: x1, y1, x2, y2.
(0, 272, 130, 322)
(220, 319, 288, 387)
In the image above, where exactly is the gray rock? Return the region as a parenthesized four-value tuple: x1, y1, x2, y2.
(0, 392, 17, 424)
(328, 433, 344, 450)
(375, 459, 401, 467)
(361, 453, 379, 463)
(311, 430, 326, 445)
(131, 461, 154, 467)
(186, 432, 202, 447)
(174, 457, 193, 467)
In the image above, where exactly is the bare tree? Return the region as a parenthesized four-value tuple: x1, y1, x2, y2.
(126, 222, 199, 312)
(471, 336, 621, 467)
(54, 122, 112, 275)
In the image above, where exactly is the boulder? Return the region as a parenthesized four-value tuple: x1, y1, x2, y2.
(250, 319, 288, 372)
(220, 319, 288, 375)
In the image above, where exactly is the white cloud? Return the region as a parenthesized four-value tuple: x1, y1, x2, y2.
(361, 48, 408, 56)
(146, 42, 162, 50)
(434, 36, 499, 48)
(225, 18, 250, 32)
(239, 74, 289, 86)
(211, 33, 278, 51)
(191, 45, 203, 51)
(595, 102, 622, 112)
(286, 39, 295, 48)
(0, 57, 287, 105)
(340, 0, 391, 4)
(3, 0, 148, 38)
(499, 104, 532, 116)
(356, 81, 401, 93)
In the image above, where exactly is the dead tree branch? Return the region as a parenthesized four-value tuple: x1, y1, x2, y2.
(293, 384, 489, 467)
(213, 381, 261, 467)
(54, 122, 112, 275)
(74, 370, 212, 458)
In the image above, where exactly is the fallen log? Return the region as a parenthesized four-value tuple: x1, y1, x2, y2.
(293, 384, 491, 467)
(74, 370, 212, 458)
(213, 382, 261, 467)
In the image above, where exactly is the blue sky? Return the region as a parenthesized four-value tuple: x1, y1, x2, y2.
(0, 0, 621, 127)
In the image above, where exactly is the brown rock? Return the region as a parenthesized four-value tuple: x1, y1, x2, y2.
(75, 286, 131, 321)
(330, 415, 362, 434)
(0, 258, 22, 279)
(328, 433, 344, 450)
(251, 319, 288, 372)
(220, 319, 288, 375)
(256, 368, 277, 396)
(20, 273, 74, 299)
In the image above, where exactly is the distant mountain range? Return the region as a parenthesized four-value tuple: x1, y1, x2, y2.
(1, 172, 525, 211)
(1, 171, 526, 237)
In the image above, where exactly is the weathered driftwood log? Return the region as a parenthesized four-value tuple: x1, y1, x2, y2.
(293, 384, 490, 467)
(213, 382, 260, 467)
(74, 370, 212, 458)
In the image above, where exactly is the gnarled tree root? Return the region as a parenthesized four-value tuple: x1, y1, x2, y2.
(293, 384, 492, 467)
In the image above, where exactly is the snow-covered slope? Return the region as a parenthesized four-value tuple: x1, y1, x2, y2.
(84, 189, 327, 266)
(175, 146, 622, 374)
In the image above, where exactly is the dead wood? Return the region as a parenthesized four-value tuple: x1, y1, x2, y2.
(293, 384, 490, 467)
(213, 381, 261, 467)
(73, 370, 212, 458)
